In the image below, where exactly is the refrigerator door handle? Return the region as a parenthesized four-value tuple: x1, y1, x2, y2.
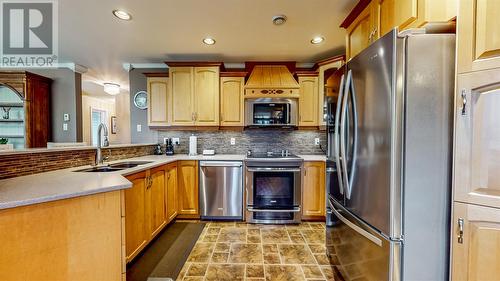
(329, 199, 383, 247)
(346, 70, 359, 200)
(340, 71, 351, 197)
(334, 74, 346, 195)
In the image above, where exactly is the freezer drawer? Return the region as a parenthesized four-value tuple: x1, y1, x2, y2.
(199, 161, 243, 219)
(326, 197, 401, 281)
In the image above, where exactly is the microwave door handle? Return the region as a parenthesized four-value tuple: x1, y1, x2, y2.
(287, 103, 291, 124)
(346, 70, 358, 200)
(334, 74, 345, 195)
(340, 71, 351, 197)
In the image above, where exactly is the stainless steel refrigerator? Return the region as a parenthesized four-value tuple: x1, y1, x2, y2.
(325, 28, 455, 281)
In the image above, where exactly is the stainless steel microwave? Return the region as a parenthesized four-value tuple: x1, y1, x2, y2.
(245, 98, 298, 127)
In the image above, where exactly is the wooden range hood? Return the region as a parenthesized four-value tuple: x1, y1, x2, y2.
(244, 65, 300, 98)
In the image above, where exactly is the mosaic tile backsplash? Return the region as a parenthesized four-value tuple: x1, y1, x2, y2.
(158, 130, 327, 155)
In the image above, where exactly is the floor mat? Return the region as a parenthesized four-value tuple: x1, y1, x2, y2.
(126, 221, 206, 281)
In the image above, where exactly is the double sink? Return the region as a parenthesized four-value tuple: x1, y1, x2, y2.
(75, 161, 153, 173)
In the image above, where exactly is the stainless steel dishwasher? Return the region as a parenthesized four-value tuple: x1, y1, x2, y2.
(199, 161, 243, 220)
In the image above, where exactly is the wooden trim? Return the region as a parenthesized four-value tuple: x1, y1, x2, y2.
(313, 55, 346, 69)
(295, 70, 319, 77)
(339, 0, 372, 28)
(297, 126, 321, 131)
(301, 216, 326, 222)
(143, 72, 169, 77)
(245, 61, 296, 75)
(220, 71, 248, 77)
(164, 61, 224, 69)
(176, 214, 201, 219)
(152, 126, 221, 131)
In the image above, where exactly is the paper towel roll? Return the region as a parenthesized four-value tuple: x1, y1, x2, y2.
(189, 135, 197, 156)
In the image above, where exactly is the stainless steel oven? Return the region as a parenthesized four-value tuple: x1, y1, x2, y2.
(245, 152, 302, 224)
(245, 98, 298, 127)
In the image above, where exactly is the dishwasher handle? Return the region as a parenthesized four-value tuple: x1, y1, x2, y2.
(199, 161, 243, 167)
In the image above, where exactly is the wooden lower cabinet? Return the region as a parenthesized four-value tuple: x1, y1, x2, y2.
(166, 163, 178, 222)
(177, 160, 200, 218)
(302, 161, 326, 220)
(124, 171, 148, 262)
(451, 202, 500, 281)
(149, 166, 167, 238)
(0, 191, 123, 281)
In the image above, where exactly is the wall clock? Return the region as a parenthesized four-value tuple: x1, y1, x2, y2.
(133, 91, 148, 110)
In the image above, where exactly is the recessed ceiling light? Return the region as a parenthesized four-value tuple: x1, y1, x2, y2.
(311, 36, 325, 44)
(272, 15, 287, 26)
(203, 38, 216, 45)
(103, 83, 120, 95)
(112, 10, 132, 21)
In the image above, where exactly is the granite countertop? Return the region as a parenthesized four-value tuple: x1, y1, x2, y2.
(0, 154, 325, 210)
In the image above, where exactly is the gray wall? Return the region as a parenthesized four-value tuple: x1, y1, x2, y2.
(129, 68, 164, 143)
(158, 130, 326, 155)
(31, 68, 82, 142)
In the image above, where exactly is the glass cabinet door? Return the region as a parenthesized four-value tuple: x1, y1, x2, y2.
(0, 85, 25, 149)
(455, 69, 500, 208)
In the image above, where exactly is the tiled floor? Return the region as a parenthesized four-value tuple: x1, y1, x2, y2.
(177, 222, 341, 281)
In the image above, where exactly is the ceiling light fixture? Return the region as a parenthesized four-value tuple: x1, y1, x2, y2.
(103, 83, 120, 95)
(112, 10, 132, 21)
(272, 15, 287, 26)
(203, 37, 216, 45)
(310, 36, 325, 44)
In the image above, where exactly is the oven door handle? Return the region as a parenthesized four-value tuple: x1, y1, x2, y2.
(246, 168, 301, 172)
(247, 207, 301, 213)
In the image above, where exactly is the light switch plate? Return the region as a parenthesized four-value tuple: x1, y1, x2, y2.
(63, 113, 70, 122)
(314, 138, 320, 145)
(136, 124, 142, 132)
(230, 138, 236, 145)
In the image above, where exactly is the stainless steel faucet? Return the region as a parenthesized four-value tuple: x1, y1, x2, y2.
(95, 123, 110, 166)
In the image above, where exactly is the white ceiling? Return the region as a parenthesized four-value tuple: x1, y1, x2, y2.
(58, 0, 356, 93)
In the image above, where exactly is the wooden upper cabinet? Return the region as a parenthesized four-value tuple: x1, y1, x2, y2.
(344, 0, 456, 59)
(298, 76, 319, 126)
(148, 166, 167, 238)
(170, 67, 195, 125)
(454, 68, 500, 209)
(166, 163, 178, 223)
(220, 76, 245, 126)
(124, 171, 148, 262)
(168, 65, 220, 126)
(302, 161, 326, 218)
(147, 76, 169, 126)
(379, 0, 417, 35)
(379, 0, 457, 37)
(457, 0, 500, 73)
(194, 67, 219, 125)
(177, 160, 199, 218)
(346, 3, 376, 60)
(451, 202, 500, 281)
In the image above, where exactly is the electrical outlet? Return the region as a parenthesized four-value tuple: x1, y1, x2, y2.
(172, 137, 180, 145)
(315, 138, 320, 145)
(63, 123, 68, 131)
(230, 138, 236, 145)
(163, 138, 168, 144)
(63, 113, 70, 122)
(136, 124, 142, 132)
